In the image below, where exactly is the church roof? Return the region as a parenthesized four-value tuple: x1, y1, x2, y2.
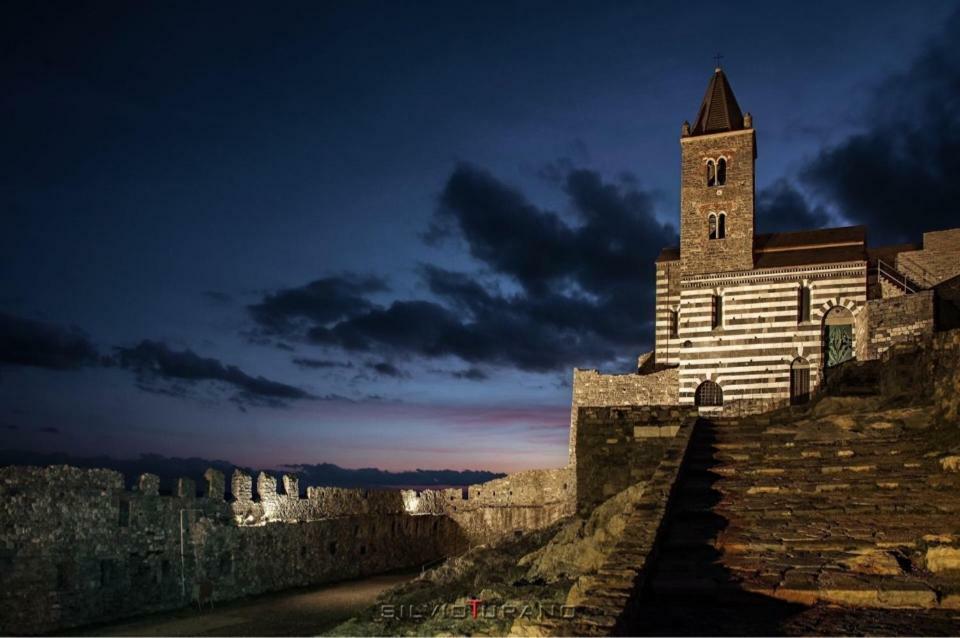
(753, 225, 867, 268)
(690, 68, 745, 136)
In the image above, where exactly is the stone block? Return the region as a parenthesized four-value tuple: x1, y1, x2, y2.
(137, 473, 159, 496)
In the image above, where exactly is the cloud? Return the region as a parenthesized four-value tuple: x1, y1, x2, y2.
(299, 164, 675, 372)
(756, 178, 832, 234)
(115, 340, 312, 408)
(248, 275, 388, 335)
(36, 426, 59, 434)
(0, 312, 103, 370)
(365, 361, 407, 378)
(451, 367, 488, 381)
(292, 357, 353, 369)
(797, 11, 960, 244)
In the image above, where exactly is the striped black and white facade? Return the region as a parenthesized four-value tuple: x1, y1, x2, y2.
(655, 259, 867, 407)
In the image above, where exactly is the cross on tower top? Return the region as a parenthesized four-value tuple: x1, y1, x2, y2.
(713, 53, 724, 70)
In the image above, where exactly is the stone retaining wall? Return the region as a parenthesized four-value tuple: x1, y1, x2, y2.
(574, 405, 697, 516)
(854, 290, 935, 361)
(0, 464, 573, 634)
(568, 365, 679, 466)
(897, 228, 960, 289)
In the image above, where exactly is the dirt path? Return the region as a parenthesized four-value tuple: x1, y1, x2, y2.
(75, 570, 418, 637)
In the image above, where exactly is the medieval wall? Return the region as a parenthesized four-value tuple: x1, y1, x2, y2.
(879, 328, 960, 425)
(676, 261, 867, 407)
(0, 463, 573, 635)
(573, 405, 698, 515)
(568, 366, 679, 466)
(897, 228, 960, 289)
(854, 290, 935, 361)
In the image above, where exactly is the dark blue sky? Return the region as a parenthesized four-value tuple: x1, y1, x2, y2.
(2, 1, 959, 472)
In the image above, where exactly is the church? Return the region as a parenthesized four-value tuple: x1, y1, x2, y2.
(650, 66, 960, 410)
(571, 66, 960, 429)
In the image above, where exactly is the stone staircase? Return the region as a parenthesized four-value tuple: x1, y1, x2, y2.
(624, 376, 960, 635)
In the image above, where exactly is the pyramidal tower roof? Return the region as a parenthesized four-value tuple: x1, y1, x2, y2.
(690, 67, 744, 136)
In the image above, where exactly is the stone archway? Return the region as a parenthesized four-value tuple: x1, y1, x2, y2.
(822, 306, 855, 370)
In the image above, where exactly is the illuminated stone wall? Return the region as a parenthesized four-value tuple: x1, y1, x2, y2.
(0, 464, 573, 634)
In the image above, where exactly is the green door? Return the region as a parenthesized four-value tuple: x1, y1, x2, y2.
(825, 324, 853, 368)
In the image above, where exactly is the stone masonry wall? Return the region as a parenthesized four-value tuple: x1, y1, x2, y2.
(568, 365, 679, 467)
(879, 328, 960, 425)
(574, 405, 698, 516)
(0, 464, 573, 635)
(897, 228, 960, 289)
(854, 290, 935, 361)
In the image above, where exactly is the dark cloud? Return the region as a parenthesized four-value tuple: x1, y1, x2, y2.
(798, 12, 960, 244)
(115, 340, 312, 408)
(756, 178, 833, 234)
(452, 367, 488, 381)
(365, 361, 407, 378)
(292, 357, 353, 369)
(0, 312, 103, 370)
(305, 164, 674, 372)
(248, 275, 388, 335)
(36, 426, 59, 434)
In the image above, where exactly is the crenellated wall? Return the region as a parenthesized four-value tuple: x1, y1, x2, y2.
(0, 463, 573, 635)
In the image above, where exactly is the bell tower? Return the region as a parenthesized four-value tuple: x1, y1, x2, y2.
(679, 67, 756, 275)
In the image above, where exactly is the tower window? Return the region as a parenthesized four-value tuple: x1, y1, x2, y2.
(716, 158, 727, 186)
(669, 310, 679, 338)
(706, 160, 716, 187)
(717, 213, 726, 239)
(798, 286, 811, 323)
(711, 295, 723, 330)
(708, 213, 718, 239)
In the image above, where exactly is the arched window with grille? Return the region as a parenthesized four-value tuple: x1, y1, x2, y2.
(716, 157, 727, 185)
(695, 380, 723, 407)
(706, 160, 716, 187)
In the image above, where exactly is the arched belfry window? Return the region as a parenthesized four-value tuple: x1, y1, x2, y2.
(706, 160, 716, 187)
(695, 381, 723, 407)
(717, 213, 726, 239)
(708, 213, 718, 240)
(716, 158, 727, 186)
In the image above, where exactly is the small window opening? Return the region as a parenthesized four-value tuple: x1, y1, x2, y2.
(708, 213, 718, 240)
(717, 158, 727, 186)
(328, 541, 337, 556)
(717, 213, 726, 239)
(706, 160, 716, 187)
(798, 286, 811, 323)
(711, 295, 723, 330)
(669, 309, 679, 338)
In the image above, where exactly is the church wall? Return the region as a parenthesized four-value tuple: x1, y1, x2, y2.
(676, 261, 867, 407)
(655, 259, 682, 365)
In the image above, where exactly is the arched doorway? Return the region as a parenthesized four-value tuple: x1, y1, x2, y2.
(822, 306, 855, 370)
(790, 357, 811, 405)
(694, 380, 723, 407)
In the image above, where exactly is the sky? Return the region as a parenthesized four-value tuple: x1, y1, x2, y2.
(2, 0, 959, 473)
